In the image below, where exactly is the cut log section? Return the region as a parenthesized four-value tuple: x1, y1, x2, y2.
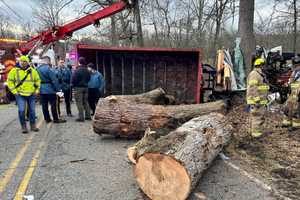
(93, 98, 226, 137)
(101, 88, 174, 105)
(132, 113, 232, 200)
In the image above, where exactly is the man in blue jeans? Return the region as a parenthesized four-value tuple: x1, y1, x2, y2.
(7, 55, 41, 133)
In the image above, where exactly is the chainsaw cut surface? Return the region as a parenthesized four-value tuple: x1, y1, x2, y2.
(135, 153, 191, 200)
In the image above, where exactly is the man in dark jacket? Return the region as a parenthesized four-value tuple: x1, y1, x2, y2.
(56, 59, 72, 117)
(36, 56, 66, 124)
(87, 63, 104, 116)
(72, 57, 91, 122)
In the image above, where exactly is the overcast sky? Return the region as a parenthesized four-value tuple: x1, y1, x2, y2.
(0, 0, 274, 35)
(0, 0, 86, 23)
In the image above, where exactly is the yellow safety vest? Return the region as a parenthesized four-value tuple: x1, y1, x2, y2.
(7, 66, 41, 96)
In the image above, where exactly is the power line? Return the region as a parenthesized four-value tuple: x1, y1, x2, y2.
(0, 0, 24, 21)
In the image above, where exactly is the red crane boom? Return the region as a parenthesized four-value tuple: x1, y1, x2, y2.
(19, 0, 131, 54)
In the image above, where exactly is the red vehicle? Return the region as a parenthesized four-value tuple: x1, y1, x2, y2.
(0, 0, 134, 103)
(0, 38, 26, 80)
(76, 45, 203, 103)
(0, 38, 27, 103)
(18, 0, 133, 55)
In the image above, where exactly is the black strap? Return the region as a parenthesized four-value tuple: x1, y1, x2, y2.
(14, 69, 32, 90)
(256, 69, 268, 84)
(41, 81, 51, 84)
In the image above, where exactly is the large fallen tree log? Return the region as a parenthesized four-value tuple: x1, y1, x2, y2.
(130, 113, 232, 200)
(93, 99, 226, 137)
(102, 87, 175, 105)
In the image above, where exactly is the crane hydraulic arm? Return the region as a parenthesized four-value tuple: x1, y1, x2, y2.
(19, 0, 133, 55)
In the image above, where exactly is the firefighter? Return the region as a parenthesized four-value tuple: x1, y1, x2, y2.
(246, 58, 270, 138)
(7, 55, 41, 133)
(282, 56, 300, 129)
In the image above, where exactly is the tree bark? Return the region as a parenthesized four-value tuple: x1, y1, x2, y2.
(238, 0, 255, 75)
(197, 0, 204, 46)
(93, 98, 226, 137)
(101, 88, 172, 105)
(293, 0, 298, 55)
(134, 0, 144, 47)
(131, 113, 232, 200)
(111, 15, 118, 46)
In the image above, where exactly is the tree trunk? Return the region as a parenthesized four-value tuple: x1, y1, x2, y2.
(197, 0, 204, 46)
(238, 0, 255, 75)
(111, 15, 118, 46)
(134, 0, 144, 47)
(293, 0, 297, 55)
(93, 99, 226, 137)
(119, 13, 130, 46)
(131, 113, 232, 200)
(101, 88, 173, 105)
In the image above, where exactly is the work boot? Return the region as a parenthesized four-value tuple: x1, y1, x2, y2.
(21, 125, 29, 134)
(30, 124, 39, 132)
(45, 119, 53, 123)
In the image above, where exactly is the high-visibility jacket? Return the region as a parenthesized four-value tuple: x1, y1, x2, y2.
(288, 67, 300, 101)
(246, 68, 270, 105)
(7, 65, 41, 96)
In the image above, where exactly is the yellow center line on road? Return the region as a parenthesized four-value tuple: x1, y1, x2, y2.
(14, 122, 52, 200)
(0, 118, 44, 194)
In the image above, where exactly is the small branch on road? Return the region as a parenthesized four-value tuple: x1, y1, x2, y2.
(69, 158, 95, 163)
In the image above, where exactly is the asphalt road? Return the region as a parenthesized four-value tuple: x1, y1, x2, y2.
(0, 103, 278, 200)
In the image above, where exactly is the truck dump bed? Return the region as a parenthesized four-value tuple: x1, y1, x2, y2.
(76, 45, 203, 103)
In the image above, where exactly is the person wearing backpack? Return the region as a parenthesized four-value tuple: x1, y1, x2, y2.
(7, 55, 41, 134)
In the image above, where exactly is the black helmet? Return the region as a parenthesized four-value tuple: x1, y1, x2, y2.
(293, 56, 300, 65)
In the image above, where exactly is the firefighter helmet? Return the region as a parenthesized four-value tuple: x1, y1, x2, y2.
(254, 58, 265, 67)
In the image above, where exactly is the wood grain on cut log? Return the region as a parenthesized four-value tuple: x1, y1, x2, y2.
(93, 98, 225, 137)
(132, 113, 232, 200)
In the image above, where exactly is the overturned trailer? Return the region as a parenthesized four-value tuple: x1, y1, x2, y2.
(76, 45, 203, 104)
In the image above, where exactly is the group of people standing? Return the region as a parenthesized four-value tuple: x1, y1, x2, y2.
(7, 55, 104, 133)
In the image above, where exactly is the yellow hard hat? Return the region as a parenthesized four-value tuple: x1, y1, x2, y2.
(254, 58, 265, 67)
(19, 55, 30, 63)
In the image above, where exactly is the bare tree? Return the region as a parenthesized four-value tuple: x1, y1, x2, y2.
(238, 0, 255, 74)
(212, 0, 230, 53)
(33, 0, 74, 29)
(274, 0, 299, 54)
(0, 15, 10, 37)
